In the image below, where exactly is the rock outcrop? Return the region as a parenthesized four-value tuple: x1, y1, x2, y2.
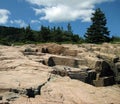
(48, 56, 86, 67)
(0, 43, 120, 104)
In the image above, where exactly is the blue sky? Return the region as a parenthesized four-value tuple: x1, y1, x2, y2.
(0, 0, 120, 37)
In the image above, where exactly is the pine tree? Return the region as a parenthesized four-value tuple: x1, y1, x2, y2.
(67, 23, 72, 34)
(85, 8, 110, 43)
(25, 25, 34, 41)
(40, 25, 51, 42)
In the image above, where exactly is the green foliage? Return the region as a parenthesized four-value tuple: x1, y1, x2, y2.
(111, 36, 120, 43)
(84, 8, 110, 43)
(40, 25, 51, 42)
(25, 25, 35, 41)
(67, 23, 72, 35)
(0, 23, 82, 45)
(0, 38, 12, 46)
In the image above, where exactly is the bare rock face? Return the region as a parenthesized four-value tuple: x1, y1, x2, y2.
(48, 56, 86, 67)
(62, 49, 78, 56)
(41, 43, 65, 55)
(41, 43, 78, 57)
(51, 65, 96, 85)
(0, 43, 120, 104)
(95, 52, 119, 66)
(115, 62, 120, 83)
(85, 56, 105, 71)
(0, 45, 52, 103)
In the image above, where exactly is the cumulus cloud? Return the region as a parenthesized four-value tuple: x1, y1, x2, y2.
(0, 9, 10, 24)
(10, 19, 27, 27)
(26, 0, 114, 22)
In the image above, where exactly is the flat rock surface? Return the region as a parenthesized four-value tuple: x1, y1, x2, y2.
(0, 70, 50, 89)
(13, 76, 120, 104)
(0, 44, 120, 104)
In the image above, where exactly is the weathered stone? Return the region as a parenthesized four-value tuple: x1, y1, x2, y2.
(95, 52, 119, 65)
(0, 89, 10, 95)
(0, 43, 120, 104)
(51, 66, 68, 76)
(69, 71, 88, 82)
(62, 49, 78, 56)
(93, 76, 115, 87)
(4, 92, 19, 101)
(85, 56, 107, 72)
(99, 44, 120, 55)
(24, 48, 34, 52)
(51, 65, 96, 85)
(42, 43, 65, 55)
(0, 101, 9, 104)
(23, 52, 37, 55)
(94, 52, 119, 78)
(48, 56, 86, 67)
(24, 47, 38, 52)
(0, 96, 2, 100)
(86, 70, 97, 84)
(115, 62, 120, 83)
(69, 70, 96, 84)
(23, 49, 42, 56)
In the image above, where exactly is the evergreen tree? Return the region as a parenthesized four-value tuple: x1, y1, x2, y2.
(85, 8, 110, 43)
(40, 25, 51, 42)
(54, 26, 63, 42)
(0, 25, 82, 44)
(25, 25, 34, 41)
(67, 23, 72, 34)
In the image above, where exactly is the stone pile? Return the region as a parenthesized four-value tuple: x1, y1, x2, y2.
(23, 43, 120, 85)
(51, 65, 96, 85)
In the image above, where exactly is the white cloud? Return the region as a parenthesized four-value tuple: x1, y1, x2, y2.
(26, 0, 114, 22)
(0, 9, 10, 24)
(10, 19, 27, 27)
(31, 19, 41, 24)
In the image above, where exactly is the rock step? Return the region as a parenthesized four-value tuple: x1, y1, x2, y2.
(51, 65, 96, 85)
(11, 96, 63, 104)
(93, 76, 115, 87)
(95, 51, 119, 64)
(48, 56, 86, 68)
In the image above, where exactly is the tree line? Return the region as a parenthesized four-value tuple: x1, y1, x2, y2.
(0, 8, 119, 45)
(0, 23, 83, 45)
(0, 23, 81, 44)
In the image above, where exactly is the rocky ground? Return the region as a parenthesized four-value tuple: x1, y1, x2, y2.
(0, 43, 120, 104)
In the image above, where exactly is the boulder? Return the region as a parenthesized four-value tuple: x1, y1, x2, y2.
(48, 56, 87, 67)
(85, 57, 106, 71)
(86, 70, 97, 84)
(0, 101, 9, 104)
(94, 52, 119, 77)
(0, 96, 2, 100)
(41, 43, 65, 55)
(69, 70, 96, 84)
(23, 52, 37, 55)
(51, 65, 96, 85)
(51, 66, 68, 77)
(84, 56, 115, 78)
(51, 65, 89, 76)
(93, 76, 115, 87)
(62, 49, 78, 57)
(68, 71, 88, 82)
(115, 62, 120, 83)
(23, 47, 40, 56)
(95, 52, 119, 65)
